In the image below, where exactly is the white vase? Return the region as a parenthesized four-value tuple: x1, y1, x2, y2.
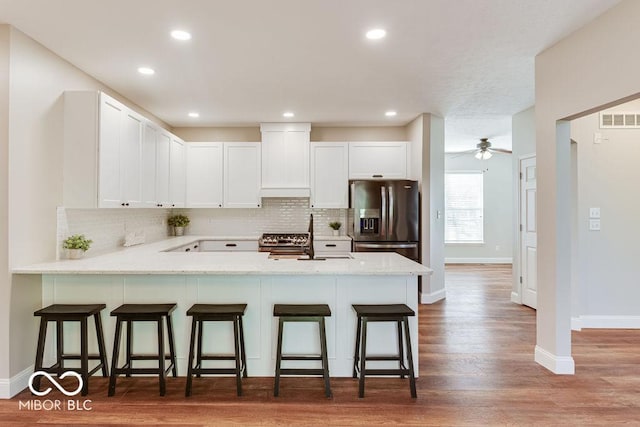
(332, 229, 340, 236)
(174, 226, 185, 236)
(67, 249, 84, 259)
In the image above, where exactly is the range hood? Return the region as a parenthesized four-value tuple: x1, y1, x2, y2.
(260, 187, 310, 198)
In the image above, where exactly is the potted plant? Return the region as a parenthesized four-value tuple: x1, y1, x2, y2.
(168, 214, 190, 236)
(328, 221, 342, 236)
(62, 234, 93, 259)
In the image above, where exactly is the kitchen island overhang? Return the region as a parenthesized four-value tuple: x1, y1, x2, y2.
(14, 237, 432, 378)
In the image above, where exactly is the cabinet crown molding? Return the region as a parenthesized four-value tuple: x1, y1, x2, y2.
(260, 123, 311, 132)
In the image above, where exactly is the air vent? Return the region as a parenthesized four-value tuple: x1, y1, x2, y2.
(600, 111, 640, 128)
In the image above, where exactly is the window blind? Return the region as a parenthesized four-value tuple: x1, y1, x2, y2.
(445, 172, 484, 243)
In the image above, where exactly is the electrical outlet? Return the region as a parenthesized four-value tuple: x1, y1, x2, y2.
(495, 245, 500, 251)
(589, 219, 601, 231)
(589, 207, 600, 218)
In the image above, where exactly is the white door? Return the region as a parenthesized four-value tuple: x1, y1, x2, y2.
(169, 137, 186, 208)
(185, 142, 223, 208)
(98, 94, 124, 207)
(310, 142, 349, 208)
(120, 110, 144, 206)
(520, 156, 537, 309)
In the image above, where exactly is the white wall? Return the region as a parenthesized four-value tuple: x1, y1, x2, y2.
(571, 99, 640, 325)
(0, 26, 172, 396)
(511, 107, 535, 301)
(535, 0, 640, 373)
(444, 153, 513, 263)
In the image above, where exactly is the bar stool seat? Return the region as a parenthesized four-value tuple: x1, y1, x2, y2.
(33, 304, 109, 396)
(273, 304, 332, 398)
(108, 303, 177, 397)
(352, 304, 417, 398)
(185, 303, 248, 397)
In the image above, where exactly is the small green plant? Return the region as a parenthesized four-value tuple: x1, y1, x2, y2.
(62, 234, 93, 251)
(328, 221, 342, 230)
(168, 214, 190, 227)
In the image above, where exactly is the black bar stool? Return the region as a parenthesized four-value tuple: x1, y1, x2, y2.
(185, 303, 248, 397)
(108, 303, 177, 396)
(33, 304, 109, 396)
(352, 304, 417, 398)
(273, 304, 331, 398)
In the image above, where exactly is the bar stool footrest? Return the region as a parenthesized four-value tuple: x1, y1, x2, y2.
(281, 355, 323, 361)
(280, 368, 326, 376)
(364, 368, 411, 376)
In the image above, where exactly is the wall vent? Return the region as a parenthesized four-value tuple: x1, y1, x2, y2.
(600, 111, 640, 128)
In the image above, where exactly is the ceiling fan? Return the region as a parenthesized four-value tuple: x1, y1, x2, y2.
(454, 138, 512, 160)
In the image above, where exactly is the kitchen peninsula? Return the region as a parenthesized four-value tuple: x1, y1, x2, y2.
(13, 236, 432, 377)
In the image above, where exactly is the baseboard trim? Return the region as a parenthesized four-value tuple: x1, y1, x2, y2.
(534, 345, 575, 375)
(0, 365, 33, 399)
(445, 257, 513, 264)
(421, 288, 446, 304)
(511, 291, 521, 304)
(572, 315, 640, 330)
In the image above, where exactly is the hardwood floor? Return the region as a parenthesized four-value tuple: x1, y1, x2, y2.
(3, 264, 640, 425)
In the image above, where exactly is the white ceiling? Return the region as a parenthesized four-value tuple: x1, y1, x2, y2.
(0, 0, 620, 151)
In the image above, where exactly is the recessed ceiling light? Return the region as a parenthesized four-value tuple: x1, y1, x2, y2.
(366, 29, 386, 40)
(385, 111, 397, 117)
(137, 67, 155, 75)
(283, 112, 295, 118)
(171, 30, 192, 41)
(188, 112, 200, 118)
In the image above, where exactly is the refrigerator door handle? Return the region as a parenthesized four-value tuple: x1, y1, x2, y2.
(380, 185, 387, 238)
(388, 185, 394, 238)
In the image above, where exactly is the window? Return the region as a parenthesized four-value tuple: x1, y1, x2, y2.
(445, 171, 484, 243)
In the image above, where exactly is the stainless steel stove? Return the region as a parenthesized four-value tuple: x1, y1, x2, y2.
(258, 233, 310, 254)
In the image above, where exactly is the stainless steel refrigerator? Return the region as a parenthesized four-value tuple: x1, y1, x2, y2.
(348, 180, 420, 262)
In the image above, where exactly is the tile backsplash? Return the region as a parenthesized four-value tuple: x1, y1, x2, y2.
(57, 198, 348, 259)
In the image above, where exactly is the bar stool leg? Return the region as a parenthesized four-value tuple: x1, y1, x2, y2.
(56, 320, 64, 375)
(94, 313, 109, 377)
(196, 319, 203, 378)
(403, 316, 417, 398)
(233, 315, 243, 396)
(166, 313, 177, 377)
(108, 318, 123, 397)
(319, 317, 331, 398)
(397, 320, 405, 378)
(274, 317, 284, 397)
(185, 316, 197, 397)
(80, 317, 89, 396)
(239, 315, 248, 378)
(157, 318, 166, 396)
(358, 317, 368, 398)
(353, 315, 362, 378)
(125, 320, 133, 377)
(33, 318, 48, 392)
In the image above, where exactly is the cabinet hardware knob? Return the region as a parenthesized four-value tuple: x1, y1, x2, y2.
(225, 243, 237, 247)
(185, 248, 190, 252)
(326, 244, 337, 247)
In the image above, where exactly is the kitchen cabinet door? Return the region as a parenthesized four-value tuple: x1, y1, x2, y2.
(224, 142, 261, 208)
(260, 123, 310, 191)
(155, 131, 172, 207)
(310, 142, 348, 208)
(97, 94, 124, 208)
(348, 142, 408, 179)
(141, 122, 158, 207)
(186, 142, 224, 208)
(169, 137, 186, 208)
(119, 109, 144, 207)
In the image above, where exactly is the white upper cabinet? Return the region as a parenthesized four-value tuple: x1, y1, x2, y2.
(310, 142, 349, 208)
(260, 123, 310, 196)
(63, 91, 184, 209)
(186, 142, 224, 208)
(169, 136, 186, 208)
(348, 141, 408, 179)
(224, 142, 261, 208)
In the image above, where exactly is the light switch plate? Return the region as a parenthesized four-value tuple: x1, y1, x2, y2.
(589, 207, 600, 218)
(589, 219, 601, 231)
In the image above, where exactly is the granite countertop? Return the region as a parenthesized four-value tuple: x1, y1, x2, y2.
(12, 235, 431, 276)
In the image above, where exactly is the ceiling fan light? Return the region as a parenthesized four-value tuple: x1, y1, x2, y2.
(475, 151, 483, 160)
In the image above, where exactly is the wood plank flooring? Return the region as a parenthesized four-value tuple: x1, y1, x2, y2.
(3, 264, 640, 425)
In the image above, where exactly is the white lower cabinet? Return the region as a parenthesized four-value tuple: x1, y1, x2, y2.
(310, 142, 349, 208)
(314, 238, 352, 257)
